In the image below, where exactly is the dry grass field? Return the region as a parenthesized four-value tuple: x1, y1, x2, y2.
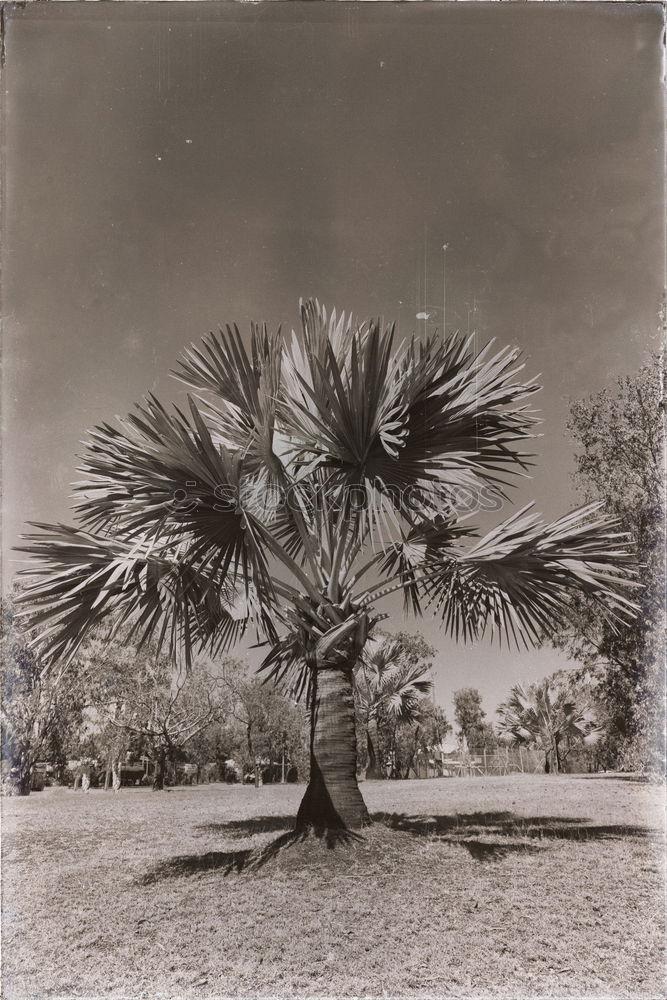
(2, 774, 664, 999)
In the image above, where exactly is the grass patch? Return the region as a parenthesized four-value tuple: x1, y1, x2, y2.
(2, 775, 664, 999)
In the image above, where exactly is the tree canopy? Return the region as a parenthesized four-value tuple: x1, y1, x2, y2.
(1, 591, 87, 794)
(453, 687, 497, 751)
(497, 677, 602, 773)
(548, 355, 664, 773)
(355, 631, 436, 778)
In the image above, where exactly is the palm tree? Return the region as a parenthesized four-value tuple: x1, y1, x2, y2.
(17, 300, 636, 829)
(354, 635, 433, 779)
(497, 679, 603, 773)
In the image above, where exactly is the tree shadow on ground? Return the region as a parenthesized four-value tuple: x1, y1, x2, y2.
(141, 810, 662, 882)
(373, 810, 662, 861)
(140, 826, 362, 885)
(571, 773, 653, 783)
(194, 816, 295, 837)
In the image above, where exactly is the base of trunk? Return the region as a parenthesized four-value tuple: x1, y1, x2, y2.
(153, 749, 167, 791)
(6, 773, 31, 796)
(296, 761, 371, 830)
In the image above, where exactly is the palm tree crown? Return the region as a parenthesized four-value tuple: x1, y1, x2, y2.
(17, 300, 637, 828)
(497, 679, 603, 773)
(355, 634, 433, 779)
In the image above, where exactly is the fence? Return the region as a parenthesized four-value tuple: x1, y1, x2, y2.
(411, 745, 596, 778)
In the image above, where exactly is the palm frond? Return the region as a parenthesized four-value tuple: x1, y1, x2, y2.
(171, 322, 284, 474)
(355, 634, 433, 723)
(497, 679, 604, 750)
(14, 526, 263, 669)
(281, 303, 541, 517)
(71, 394, 275, 606)
(373, 515, 478, 615)
(362, 503, 637, 649)
(258, 627, 311, 705)
(433, 503, 637, 648)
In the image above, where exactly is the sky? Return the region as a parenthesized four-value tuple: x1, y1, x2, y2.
(2, 1, 664, 720)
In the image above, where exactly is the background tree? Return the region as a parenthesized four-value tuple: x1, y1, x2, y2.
(354, 632, 434, 779)
(219, 659, 307, 786)
(453, 687, 497, 751)
(548, 356, 664, 773)
(392, 700, 452, 779)
(77, 635, 224, 790)
(17, 300, 638, 830)
(1, 592, 86, 794)
(73, 635, 139, 790)
(182, 718, 233, 783)
(106, 662, 222, 791)
(497, 677, 602, 773)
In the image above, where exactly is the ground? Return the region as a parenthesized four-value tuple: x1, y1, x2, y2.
(1, 775, 664, 999)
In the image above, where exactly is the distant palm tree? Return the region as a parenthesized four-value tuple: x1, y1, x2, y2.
(497, 679, 603, 773)
(354, 635, 433, 779)
(18, 300, 636, 829)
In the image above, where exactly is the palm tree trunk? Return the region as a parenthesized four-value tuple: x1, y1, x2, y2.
(365, 718, 384, 780)
(296, 663, 370, 831)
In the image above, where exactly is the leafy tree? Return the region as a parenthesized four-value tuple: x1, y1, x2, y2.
(392, 700, 452, 779)
(81, 640, 224, 790)
(65, 631, 223, 789)
(127, 667, 221, 790)
(1, 592, 86, 794)
(548, 356, 664, 773)
(453, 687, 497, 751)
(497, 678, 602, 773)
(354, 632, 434, 779)
(182, 716, 238, 782)
(17, 300, 637, 829)
(92, 723, 131, 791)
(218, 659, 307, 785)
(71, 634, 143, 789)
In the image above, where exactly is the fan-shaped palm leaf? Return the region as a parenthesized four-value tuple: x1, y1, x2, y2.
(71, 394, 276, 604)
(15, 526, 258, 669)
(355, 635, 433, 723)
(359, 502, 637, 649)
(281, 313, 540, 519)
(172, 321, 284, 481)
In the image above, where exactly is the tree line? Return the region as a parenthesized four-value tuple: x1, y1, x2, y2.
(1, 608, 653, 794)
(1, 614, 453, 794)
